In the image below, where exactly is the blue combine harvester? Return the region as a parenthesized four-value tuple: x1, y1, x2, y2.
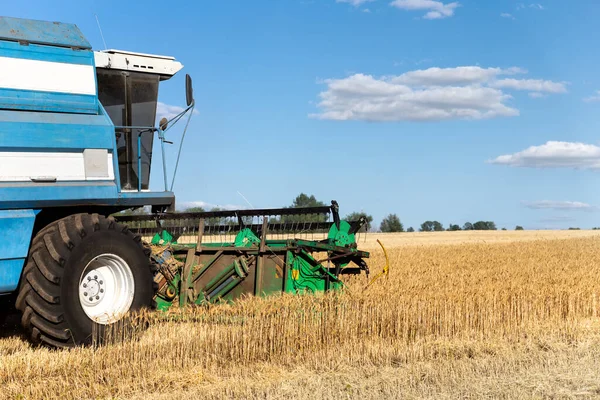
(0, 16, 374, 348)
(0, 17, 195, 347)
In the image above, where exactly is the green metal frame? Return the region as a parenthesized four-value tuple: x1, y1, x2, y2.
(150, 218, 369, 311)
(116, 201, 370, 310)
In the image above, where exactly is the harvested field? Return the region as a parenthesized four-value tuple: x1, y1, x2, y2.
(1, 231, 600, 399)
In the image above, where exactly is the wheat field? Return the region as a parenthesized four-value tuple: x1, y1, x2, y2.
(2, 230, 600, 399)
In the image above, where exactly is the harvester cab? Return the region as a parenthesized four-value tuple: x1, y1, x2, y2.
(95, 50, 194, 192)
(0, 16, 373, 348)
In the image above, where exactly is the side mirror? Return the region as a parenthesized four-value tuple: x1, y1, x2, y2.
(185, 74, 194, 107)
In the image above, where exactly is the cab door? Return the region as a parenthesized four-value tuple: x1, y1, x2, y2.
(96, 69, 159, 190)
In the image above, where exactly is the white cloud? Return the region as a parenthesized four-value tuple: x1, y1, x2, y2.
(500, 13, 515, 19)
(522, 201, 595, 211)
(336, 0, 374, 6)
(311, 74, 517, 121)
(583, 90, 600, 103)
(156, 102, 199, 121)
(393, 66, 525, 86)
(491, 79, 567, 94)
(363, 8, 372, 12)
(488, 141, 600, 169)
(390, 0, 460, 19)
(311, 66, 565, 122)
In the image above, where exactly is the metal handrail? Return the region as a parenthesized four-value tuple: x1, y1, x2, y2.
(113, 100, 195, 193)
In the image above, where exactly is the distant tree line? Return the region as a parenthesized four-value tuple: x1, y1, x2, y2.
(277, 194, 527, 233)
(341, 213, 524, 234)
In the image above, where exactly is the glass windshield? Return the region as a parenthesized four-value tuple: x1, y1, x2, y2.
(97, 69, 159, 190)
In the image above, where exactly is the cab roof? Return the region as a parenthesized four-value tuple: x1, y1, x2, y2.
(0, 16, 91, 49)
(94, 50, 183, 80)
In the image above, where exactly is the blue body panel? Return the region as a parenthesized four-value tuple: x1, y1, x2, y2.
(0, 89, 98, 116)
(0, 17, 91, 49)
(0, 210, 37, 292)
(0, 109, 114, 150)
(0, 40, 93, 65)
(0, 183, 174, 209)
(0, 259, 28, 293)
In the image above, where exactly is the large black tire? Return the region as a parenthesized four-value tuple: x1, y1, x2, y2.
(15, 213, 156, 348)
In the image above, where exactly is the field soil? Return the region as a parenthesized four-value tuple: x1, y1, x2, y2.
(1, 230, 600, 399)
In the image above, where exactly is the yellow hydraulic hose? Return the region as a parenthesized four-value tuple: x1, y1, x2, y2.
(364, 239, 390, 290)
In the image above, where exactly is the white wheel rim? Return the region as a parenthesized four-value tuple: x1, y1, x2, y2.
(79, 254, 135, 325)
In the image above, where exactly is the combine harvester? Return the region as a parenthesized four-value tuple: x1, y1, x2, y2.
(0, 17, 373, 347)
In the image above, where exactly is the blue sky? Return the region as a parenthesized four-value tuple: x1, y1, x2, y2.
(6, 1, 600, 230)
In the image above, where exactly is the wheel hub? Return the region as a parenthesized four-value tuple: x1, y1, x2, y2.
(80, 271, 106, 305)
(78, 254, 135, 325)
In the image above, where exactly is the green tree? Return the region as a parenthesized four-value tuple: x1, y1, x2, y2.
(345, 211, 374, 231)
(501, 228, 507, 231)
(380, 214, 404, 232)
(290, 193, 326, 208)
(463, 222, 474, 231)
(515, 226, 524, 231)
(473, 221, 497, 231)
(282, 193, 327, 223)
(447, 224, 461, 231)
(473, 221, 486, 230)
(420, 220, 443, 232)
(420, 221, 433, 232)
(407, 227, 415, 232)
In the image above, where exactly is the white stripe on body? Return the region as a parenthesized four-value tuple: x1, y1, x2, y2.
(0, 151, 114, 182)
(0, 56, 96, 95)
